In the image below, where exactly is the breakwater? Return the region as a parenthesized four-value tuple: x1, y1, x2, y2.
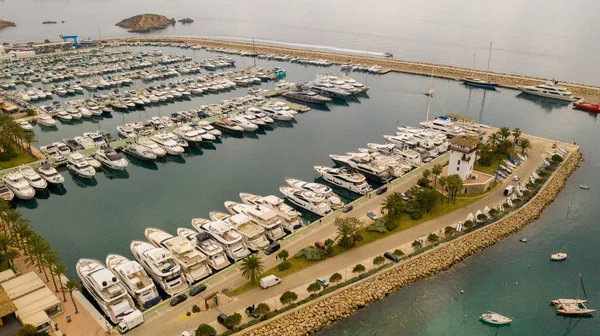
(106, 37, 600, 98)
(240, 149, 583, 336)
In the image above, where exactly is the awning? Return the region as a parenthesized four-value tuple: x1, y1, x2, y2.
(21, 310, 50, 328)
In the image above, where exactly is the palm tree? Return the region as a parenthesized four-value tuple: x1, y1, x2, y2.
(65, 280, 81, 314)
(422, 168, 431, 180)
(438, 176, 447, 204)
(52, 262, 68, 300)
(43, 251, 61, 292)
(335, 217, 360, 248)
(446, 174, 464, 203)
(499, 126, 511, 141)
(0, 201, 11, 235)
(0, 234, 18, 270)
(487, 132, 500, 152)
(28, 234, 51, 281)
(431, 164, 443, 189)
(21, 132, 37, 154)
(18, 227, 33, 258)
(12, 219, 30, 249)
(239, 254, 264, 282)
(518, 138, 532, 155)
(512, 128, 522, 146)
(380, 192, 403, 219)
(3, 210, 22, 238)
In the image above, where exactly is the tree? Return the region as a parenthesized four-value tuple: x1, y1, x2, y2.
(477, 213, 488, 222)
(0, 234, 18, 270)
(239, 254, 264, 282)
(446, 174, 464, 203)
(380, 192, 404, 219)
(438, 176, 448, 203)
(329, 272, 342, 284)
(195, 324, 216, 336)
(43, 251, 60, 292)
(352, 263, 365, 275)
(487, 132, 500, 152)
(512, 128, 522, 146)
(412, 240, 423, 249)
(463, 220, 474, 228)
(393, 249, 404, 257)
(551, 154, 563, 163)
(276, 250, 289, 263)
(431, 164, 443, 190)
(65, 280, 81, 314)
(307, 282, 321, 295)
(444, 226, 456, 236)
(373, 256, 385, 266)
(324, 238, 334, 255)
(17, 324, 49, 336)
(224, 312, 242, 329)
(422, 169, 431, 180)
(427, 233, 439, 243)
(518, 139, 532, 155)
(489, 208, 499, 218)
(52, 262, 68, 300)
(279, 291, 298, 306)
(499, 126, 511, 141)
(335, 217, 361, 248)
(254, 303, 271, 317)
(414, 188, 438, 212)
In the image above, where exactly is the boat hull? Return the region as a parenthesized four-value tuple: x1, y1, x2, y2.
(462, 79, 498, 90)
(573, 102, 600, 113)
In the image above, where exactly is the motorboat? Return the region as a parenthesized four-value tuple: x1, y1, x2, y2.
(551, 253, 567, 261)
(282, 90, 331, 105)
(106, 254, 162, 310)
(137, 138, 167, 157)
(241, 114, 266, 127)
(3, 172, 35, 200)
(40, 144, 60, 158)
(19, 166, 47, 190)
(67, 153, 96, 179)
(519, 237, 528, 243)
(74, 136, 96, 149)
(213, 118, 245, 134)
(314, 166, 372, 195)
(462, 77, 498, 90)
(94, 146, 129, 170)
(37, 162, 65, 185)
(479, 312, 512, 325)
(83, 132, 107, 147)
(150, 133, 184, 155)
(230, 117, 258, 132)
(99, 130, 117, 144)
(224, 201, 286, 241)
(285, 178, 344, 210)
(130, 240, 189, 296)
(16, 120, 33, 132)
(37, 115, 57, 127)
(53, 142, 72, 157)
(279, 186, 332, 216)
(209, 212, 269, 251)
(174, 126, 204, 145)
(86, 155, 102, 169)
(177, 228, 231, 271)
(123, 144, 157, 161)
(573, 101, 600, 113)
(194, 128, 217, 142)
(55, 110, 73, 122)
(0, 183, 14, 202)
(518, 81, 575, 102)
(145, 228, 212, 284)
(419, 117, 465, 137)
(305, 81, 352, 99)
(240, 193, 302, 231)
(196, 121, 222, 136)
(551, 274, 595, 316)
(117, 125, 138, 138)
(76, 258, 139, 324)
(329, 154, 393, 183)
(192, 218, 250, 260)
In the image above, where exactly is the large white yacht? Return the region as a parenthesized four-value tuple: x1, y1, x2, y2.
(144, 228, 212, 284)
(76, 258, 141, 324)
(518, 81, 575, 101)
(239, 193, 302, 231)
(130, 241, 188, 296)
(150, 133, 184, 155)
(83, 132, 107, 147)
(419, 117, 465, 137)
(174, 126, 204, 145)
(224, 201, 286, 241)
(3, 172, 35, 200)
(305, 81, 352, 99)
(282, 90, 332, 105)
(137, 138, 167, 157)
(74, 135, 96, 149)
(19, 166, 47, 190)
(37, 162, 65, 185)
(209, 212, 269, 251)
(192, 218, 250, 260)
(105, 254, 162, 310)
(94, 147, 129, 170)
(279, 186, 332, 216)
(285, 178, 344, 210)
(314, 166, 372, 195)
(329, 154, 393, 183)
(177, 228, 231, 271)
(67, 153, 96, 179)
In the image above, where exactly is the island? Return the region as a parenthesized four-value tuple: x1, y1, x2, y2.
(178, 18, 194, 24)
(0, 20, 16, 30)
(42, 21, 58, 25)
(115, 14, 175, 33)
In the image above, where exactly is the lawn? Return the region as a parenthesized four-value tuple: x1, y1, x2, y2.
(0, 148, 37, 170)
(474, 155, 501, 175)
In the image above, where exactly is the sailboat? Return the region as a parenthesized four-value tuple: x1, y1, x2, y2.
(551, 273, 595, 316)
(462, 42, 498, 90)
(480, 311, 513, 325)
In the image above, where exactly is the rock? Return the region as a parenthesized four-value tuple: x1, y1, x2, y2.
(115, 14, 176, 33)
(42, 21, 57, 24)
(178, 18, 194, 24)
(0, 19, 16, 30)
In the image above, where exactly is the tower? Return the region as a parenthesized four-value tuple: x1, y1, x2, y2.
(448, 136, 478, 180)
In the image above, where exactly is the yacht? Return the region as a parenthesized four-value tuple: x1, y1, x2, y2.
(174, 126, 204, 145)
(314, 166, 372, 195)
(3, 172, 35, 200)
(94, 147, 129, 170)
(37, 115, 57, 127)
(285, 178, 344, 210)
(241, 114, 266, 127)
(209, 212, 269, 251)
(150, 133, 184, 155)
(137, 138, 167, 157)
(19, 166, 47, 190)
(53, 142, 72, 157)
(305, 81, 352, 99)
(76, 258, 139, 324)
(117, 124, 137, 138)
(130, 241, 188, 296)
(177, 228, 231, 271)
(123, 144, 157, 161)
(0, 183, 14, 202)
(260, 107, 294, 121)
(196, 121, 222, 136)
(16, 120, 33, 132)
(37, 162, 65, 185)
(239, 193, 302, 231)
(67, 153, 96, 179)
(329, 154, 393, 183)
(74, 136, 96, 149)
(145, 228, 212, 284)
(83, 132, 107, 147)
(279, 186, 332, 216)
(224, 201, 286, 241)
(479, 312, 512, 325)
(55, 110, 73, 122)
(282, 90, 331, 105)
(213, 118, 245, 134)
(518, 81, 575, 101)
(230, 117, 259, 132)
(192, 218, 250, 260)
(419, 117, 465, 137)
(105, 254, 162, 309)
(86, 155, 102, 169)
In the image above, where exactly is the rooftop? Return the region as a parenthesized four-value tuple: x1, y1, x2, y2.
(449, 135, 479, 148)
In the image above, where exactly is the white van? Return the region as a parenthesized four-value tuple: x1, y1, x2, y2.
(503, 185, 514, 196)
(260, 275, 281, 289)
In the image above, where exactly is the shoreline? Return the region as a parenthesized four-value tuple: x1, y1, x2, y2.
(104, 36, 600, 99)
(239, 149, 582, 335)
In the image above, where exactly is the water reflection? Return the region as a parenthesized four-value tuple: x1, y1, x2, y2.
(515, 93, 571, 112)
(164, 155, 186, 164)
(48, 184, 68, 196)
(15, 198, 39, 210)
(34, 189, 51, 200)
(102, 169, 130, 180)
(275, 121, 294, 128)
(71, 175, 98, 188)
(200, 142, 217, 151)
(128, 158, 159, 171)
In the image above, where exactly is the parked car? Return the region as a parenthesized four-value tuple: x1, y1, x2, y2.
(316, 277, 329, 287)
(367, 211, 378, 220)
(260, 275, 281, 289)
(376, 185, 388, 195)
(512, 175, 520, 181)
(189, 284, 207, 297)
(217, 313, 228, 326)
(169, 294, 187, 306)
(342, 204, 354, 213)
(314, 241, 326, 249)
(264, 242, 281, 255)
(384, 251, 399, 262)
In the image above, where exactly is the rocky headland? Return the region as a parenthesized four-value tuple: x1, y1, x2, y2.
(116, 14, 175, 33)
(0, 20, 16, 30)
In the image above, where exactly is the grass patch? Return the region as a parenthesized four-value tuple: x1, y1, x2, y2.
(474, 155, 502, 175)
(0, 148, 37, 170)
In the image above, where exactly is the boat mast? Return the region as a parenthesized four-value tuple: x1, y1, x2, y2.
(425, 66, 434, 122)
(485, 42, 493, 82)
(576, 273, 581, 301)
(252, 38, 257, 68)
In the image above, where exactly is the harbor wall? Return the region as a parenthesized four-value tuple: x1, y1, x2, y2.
(105, 36, 600, 98)
(239, 149, 583, 336)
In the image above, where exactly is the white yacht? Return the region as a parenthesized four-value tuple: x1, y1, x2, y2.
(177, 228, 231, 271)
(37, 115, 57, 127)
(74, 136, 96, 149)
(329, 154, 393, 183)
(518, 81, 575, 101)
(94, 147, 129, 170)
(279, 186, 332, 216)
(285, 178, 344, 210)
(16, 120, 33, 132)
(76, 258, 139, 324)
(174, 126, 204, 145)
(283, 90, 332, 105)
(224, 201, 286, 241)
(53, 142, 72, 157)
(130, 240, 188, 296)
(123, 144, 157, 161)
(150, 133, 184, 155)
(196, 121, 222, 136)
(106, 254, 162, 310)
(230, 117, 259, 132)
(314, 166, 372, 195)
(0, 183, 14, 202)
(19, 166, 47, 190)
(137, 138, 167, 157)
(209, 212, 269, 251)
(3, 172, 35, 200)
(240, 193, 302, 231)
(83, 132, 107, 147)
(37, 162, 65, 185)
(67, 153, 96, 179)
(117, 124, 138, 138)
(145, 228, 212, 284)
(86, 155, 102, 169)
(305, 81, 352, 99)
(192, 218, 250, 260)
(55, 110, 73, 122)
(418, 118, 465, 137)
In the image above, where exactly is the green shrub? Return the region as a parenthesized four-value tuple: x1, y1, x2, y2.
(373, 256, 385, 266)
(192, 305, 200, 313)
(353, 233, 363, 242)
(366, 220, 387, 233)
(411, 240, 422, 249)
(385, 219, 398, 231)
(261, 311, 278, 321)
(329, 272, 342, 284)
(277, 261, 291, 271)
(463, 220, 474, 228)
(393, 249, 404, 256)
(224, 313, 242, 329)
(551, 154, 563, 163)
(427, 233, 439, 243)
(25, 108, 35, 116)
(195, 323, 215, 336)
(410, 212, 422, 220)
(294, 246, 328, 261)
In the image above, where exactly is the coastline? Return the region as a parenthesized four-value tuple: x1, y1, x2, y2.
(239, 149, 582, 336)
(105, 36, 600, 98)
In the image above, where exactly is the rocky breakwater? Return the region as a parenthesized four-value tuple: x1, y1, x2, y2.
(116, 14, 175, 33)
(242, 150, 583, 336)
(0, 20, 16, 30)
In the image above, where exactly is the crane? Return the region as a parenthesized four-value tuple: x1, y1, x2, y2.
(59, 35, 78, 47)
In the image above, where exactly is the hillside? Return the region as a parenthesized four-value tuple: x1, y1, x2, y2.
(116, 14, 174, 33)
(0, 20, 16, 30)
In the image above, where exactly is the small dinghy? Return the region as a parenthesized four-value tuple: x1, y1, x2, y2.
(579, 184, 590, 190)
(480, 311, 513, 325)
(519, 237, 528, 243)
(551, 253, 568, 261)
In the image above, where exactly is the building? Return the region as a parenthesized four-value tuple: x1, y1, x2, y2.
(448, 135, 478, 180)
(30, 42, 72, 54)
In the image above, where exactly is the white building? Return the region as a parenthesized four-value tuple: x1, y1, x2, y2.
(448, 135, 478, 180)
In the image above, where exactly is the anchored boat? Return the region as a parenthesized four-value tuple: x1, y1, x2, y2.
(552, 274, 595, 316)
